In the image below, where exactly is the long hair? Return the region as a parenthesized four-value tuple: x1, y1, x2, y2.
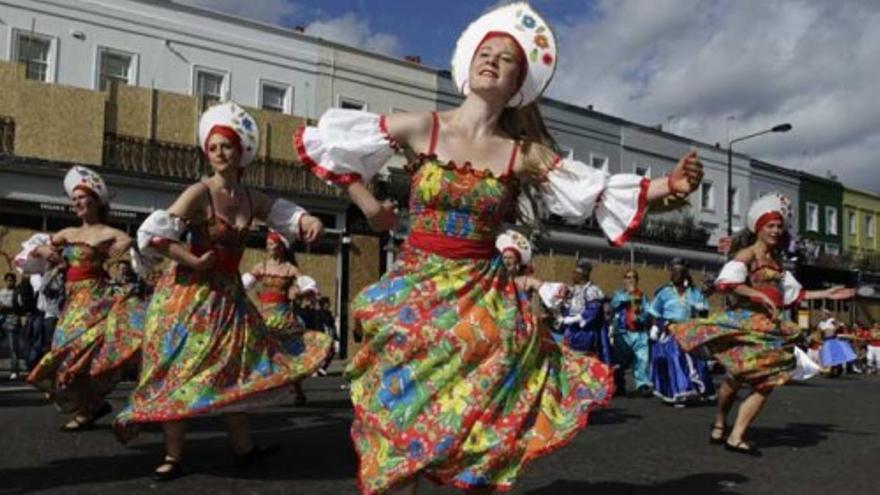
(499, 103, 560, 239)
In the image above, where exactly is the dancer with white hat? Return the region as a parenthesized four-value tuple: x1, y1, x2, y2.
(670, 192, 853, 456)
(16, 165, 145, 432)
(295, 3, 703, 492)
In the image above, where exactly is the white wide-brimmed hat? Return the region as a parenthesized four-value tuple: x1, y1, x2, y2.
(198, 101, 260, 167)
(747, 191, 792, 233)
(496, 229, 533, 264)
(63, 165, 109, 204)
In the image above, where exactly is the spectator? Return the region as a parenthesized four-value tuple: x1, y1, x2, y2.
(28, 268, 65, 369)
(1, 272, 22, 380)
(315, 296, 337, 375)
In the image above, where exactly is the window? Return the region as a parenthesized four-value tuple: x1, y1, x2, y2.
(12, 30, 55, 82)
(259, 81, 290, 113)
(848, 211, 857, 235)
(825, 242, 840, 255)
(194, 67, 228, 111)
(806, 202, 819, 232)
(826, 206, 838, 235)
(97, 47, 137, 90)
(700, 180, 715, 211)
(590, 153, 608, 170)
(867, 214, 875, 239)
(730, 186, 741, 217)
(634, 163, 651, 177)
(338, 96, 366, 110)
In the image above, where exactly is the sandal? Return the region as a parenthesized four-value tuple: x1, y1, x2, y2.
(709, 424, 727, 444)
(60, 413, 95, 432)
(723, 440, 762, 457)
(153, 458, 185, 482)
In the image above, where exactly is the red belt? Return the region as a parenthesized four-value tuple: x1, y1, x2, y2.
(67, 266, 105, 282)
(407, 232, 495, 259)
(750, 286, 784, 308)
(258, 292, 288, 304)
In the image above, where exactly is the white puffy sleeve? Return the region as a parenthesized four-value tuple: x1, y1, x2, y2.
(782, 271, 806, 307)
(538, 282, 568, 310)
(539, 155, 650, 246)
(136, 210, 186, 263)
(241, 273, 257, 289)
(293, 109, 400, 187)
(267, 198, 307, 244)
(715, 260, 747, 291)
(14, 233, 52, 275)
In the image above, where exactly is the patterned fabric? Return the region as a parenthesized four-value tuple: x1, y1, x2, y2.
(113, 215, 332, 442)
(348, 159, 614, 494)
(670, 262, 803, 390)
(253, 274, 302, 335)
(28, 243, 145, 413)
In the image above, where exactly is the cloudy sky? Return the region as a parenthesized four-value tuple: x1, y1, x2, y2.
(177, 0, 880, 193)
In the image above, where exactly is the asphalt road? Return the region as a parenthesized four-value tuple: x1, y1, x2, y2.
(1, 370, 878, 495)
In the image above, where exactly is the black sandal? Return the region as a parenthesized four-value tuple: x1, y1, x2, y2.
(60, 414, 95, 432)
(233, 444, 282, 469)
(709, 424, 727, 444)
(153, 459, 185, 482)
(724, 440, 762, 457)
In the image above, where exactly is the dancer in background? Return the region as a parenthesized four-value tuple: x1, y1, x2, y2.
(671, 192, 853, 455)
(649, 258, 716, 405)
(560, 259, 613, 364)
(294, 3, 703, 492)
(242, 231, 331, 405)
(114, 102, 331, 481)
(16, 166, 144, 431)
(610, 269, 653, 397)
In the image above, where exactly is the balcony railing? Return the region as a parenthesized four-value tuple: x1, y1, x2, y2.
(0, 116, 14, 154)
(102, 133, 341, 197)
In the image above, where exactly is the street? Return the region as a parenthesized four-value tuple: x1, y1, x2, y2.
(1, 371, 878, 495)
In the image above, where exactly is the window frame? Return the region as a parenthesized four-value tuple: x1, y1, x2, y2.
(633, 162, 651, 178)
(848, 210, 857, 236)
(825, 206, 838, 235)
(257, 79, 292, 114)
(700, 180, 715, 212)
(9, 28, 58, 83)
(337, 95, 367, 111)
(589, 152, 609, 171)
(806, 202, 819, 232)
(867, 213, 875, 239)
(94, 45, 138, 91)
(730, 186, 741, 218)
(192, 65, 230, 111)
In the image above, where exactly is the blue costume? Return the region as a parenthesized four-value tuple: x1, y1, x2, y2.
(561, 282, 612, 364)
(610, 288, 651, 391)
(649, 284, 716, 403)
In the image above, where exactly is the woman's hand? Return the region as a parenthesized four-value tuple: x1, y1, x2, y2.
(368, 200, 398, 232)
(300, 215, 324, 243)
(825, 286, 855, 300)
(668, 151, 704, 195)
(756, 292, 779, 318)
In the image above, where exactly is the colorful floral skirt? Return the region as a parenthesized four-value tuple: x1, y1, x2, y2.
(113, 266, 332, 443)
(348, 245, 614, 494)
(259, 300, 307, 337)
(28, 278, 145, 413)
(670, 309, 802, 390)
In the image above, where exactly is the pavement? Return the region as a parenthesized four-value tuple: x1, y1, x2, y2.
(1, 365, 878, 495)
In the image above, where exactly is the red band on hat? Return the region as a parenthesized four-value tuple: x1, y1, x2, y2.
(476, 32, 528, 93)
(267, 231, 285, 245)
(72, 184, 101, 202)
(501, 246, 522, 261)
(204, 125, 243, 156)
(755, 211, 784, 234)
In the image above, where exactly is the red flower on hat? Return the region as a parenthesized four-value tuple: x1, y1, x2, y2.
(542, 53, 553, 65)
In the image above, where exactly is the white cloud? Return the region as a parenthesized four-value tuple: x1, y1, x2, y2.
(175, 0, 300, 25)
(305, 13, 401, 57)
(551, 0, 880, 192)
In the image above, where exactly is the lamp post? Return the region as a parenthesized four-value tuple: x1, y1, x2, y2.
(726, 123, 793, 236)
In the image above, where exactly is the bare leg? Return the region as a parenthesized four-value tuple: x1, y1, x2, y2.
(727, 388, 771, 446)
(157, 421, 186, 472)
(713, 376, 741, 433)
(222, 413, 254, 456)
(293, 380, 307, 406)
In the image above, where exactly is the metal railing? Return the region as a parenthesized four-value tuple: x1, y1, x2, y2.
(102, 133, 341, 197)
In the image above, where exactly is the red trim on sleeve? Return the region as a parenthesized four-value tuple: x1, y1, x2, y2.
(149, 238, 172, 249)
(378, 115, 401, 151)
(609, 177, 651, 247)
(714, 282, 743, 292)
(786, 288, 807, 308)
(293, 126, 362, 186)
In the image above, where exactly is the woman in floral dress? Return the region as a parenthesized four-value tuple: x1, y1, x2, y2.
(114, 101, 331, 481)
(242, 230, 331, 405)
(16, 166, 144, 431)
(670, 192, 853, 456)
(295, 4, 703, 493)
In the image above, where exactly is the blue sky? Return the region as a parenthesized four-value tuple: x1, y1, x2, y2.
(178, 1, 880, 192)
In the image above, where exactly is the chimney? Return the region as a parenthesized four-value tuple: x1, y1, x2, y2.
(293, 26, 305, 33)
(404, 55, 421, 64)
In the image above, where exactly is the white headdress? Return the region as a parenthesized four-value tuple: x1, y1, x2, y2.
(296, 275, 318, 294)
(496, 229, 533, 265)
(747, 191, 792, 233)
(451, 2, 557, 108)
(63, 165, 109, 204)
(198, 101, 260, 167)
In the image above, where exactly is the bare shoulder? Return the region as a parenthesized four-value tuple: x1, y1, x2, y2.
(168, 182, 209, 219)
(517, 141, 559, 176)
(733, 246, 755, 264)
(384, 111, 433, 144)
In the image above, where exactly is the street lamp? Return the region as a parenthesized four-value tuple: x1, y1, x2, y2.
(726, 123, 793, 236)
